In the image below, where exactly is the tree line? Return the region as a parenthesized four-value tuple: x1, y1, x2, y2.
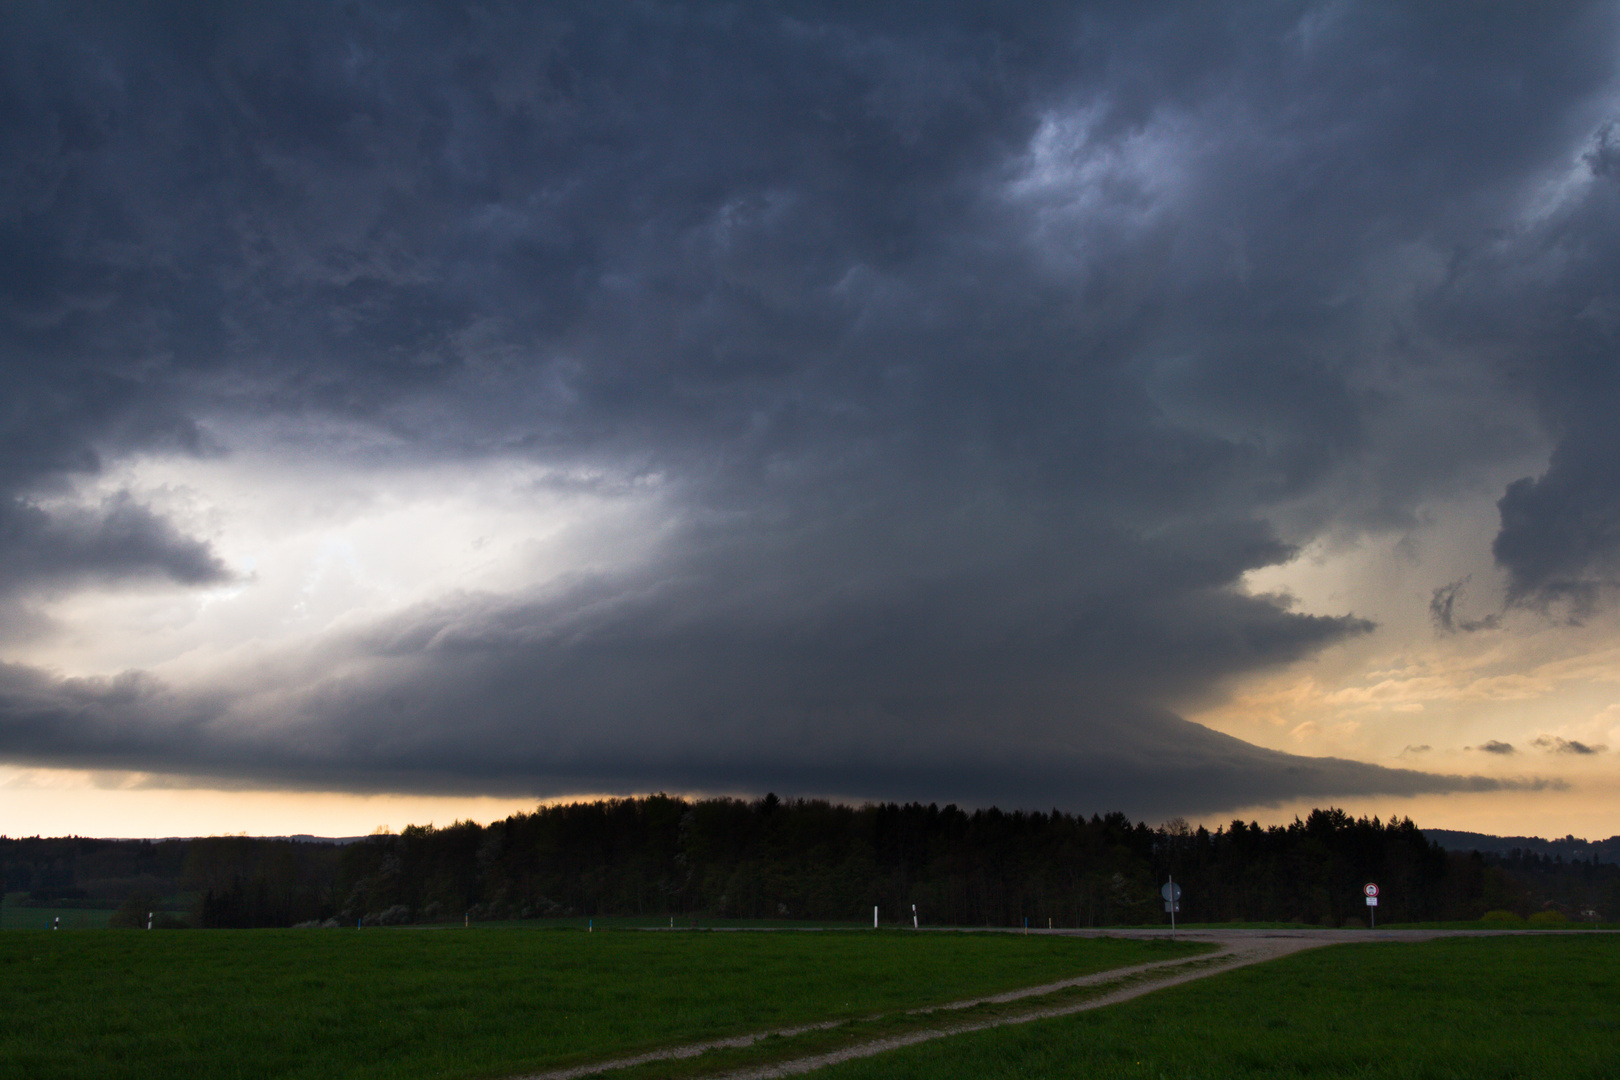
(4, 796, 1617, 927)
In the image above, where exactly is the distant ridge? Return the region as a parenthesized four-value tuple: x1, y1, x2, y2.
(1425, 829, 1620, 866)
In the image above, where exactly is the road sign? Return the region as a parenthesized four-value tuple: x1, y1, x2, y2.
(1366, 896, 1378, 906)
(1161, 878, 1182, 934)
(1363, 882, 1379, 897)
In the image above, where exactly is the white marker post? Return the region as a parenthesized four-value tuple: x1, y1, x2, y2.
(912, 904, 918, 930)
(147, 912, 153, 931)
(1364, 882, 1379, 929)
(873, 905, 878, 929)
(1161, 878, 1182, 936)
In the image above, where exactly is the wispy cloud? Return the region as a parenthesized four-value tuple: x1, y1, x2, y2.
(1430, 579, 1502, 635)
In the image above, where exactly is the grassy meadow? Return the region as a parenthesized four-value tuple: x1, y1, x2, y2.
(0, 926, 1201, 1080)
(816, 934, 1620, 1080)
(6, 926, 1615, 1080)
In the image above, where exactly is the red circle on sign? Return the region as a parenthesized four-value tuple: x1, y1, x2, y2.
(1363, 883, 1379, 897)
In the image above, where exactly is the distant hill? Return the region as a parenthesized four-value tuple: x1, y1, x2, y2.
(1424, 829, 1620, 866)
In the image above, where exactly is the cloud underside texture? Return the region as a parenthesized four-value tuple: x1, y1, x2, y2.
(0, 653, 1518, 818)
(2, 2, 1616, 811)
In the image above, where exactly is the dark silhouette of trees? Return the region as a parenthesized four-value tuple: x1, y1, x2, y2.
(187, 836, 339, 927)
(4, 799, 1616, 927)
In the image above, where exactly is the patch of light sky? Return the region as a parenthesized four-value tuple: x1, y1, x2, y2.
(1187, 475, 1620, 816)
(1516, 85, 1620, 227)
(0, 765, 563, 838)
(1005, 100, 1190, 261)
(15, 443, 673, 679)
(1226, 784, 1620, 842)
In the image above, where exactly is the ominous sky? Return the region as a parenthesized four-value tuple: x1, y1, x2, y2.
(4, 1, 1620, 838)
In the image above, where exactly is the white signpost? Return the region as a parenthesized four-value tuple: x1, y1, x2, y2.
(1364, 882, 1379, 929)
(1161, 878, 1182, 934)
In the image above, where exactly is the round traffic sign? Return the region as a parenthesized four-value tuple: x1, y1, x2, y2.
(1363, 882, 1379, 897)
(1161, 881, 1182, 902)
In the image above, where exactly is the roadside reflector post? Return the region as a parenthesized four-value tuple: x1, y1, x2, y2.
(147, 912, 153, 931)
(912, 903, 917, 930)
(873, 905, 878, 929)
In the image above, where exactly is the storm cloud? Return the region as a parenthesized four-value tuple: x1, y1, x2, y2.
(2, 1, 1613, 814)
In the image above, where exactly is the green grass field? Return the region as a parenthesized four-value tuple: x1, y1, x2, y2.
(6, 928, 1613, 1080)
(815, 934, 1620, 1080)
(0, 927, 1201, 1080)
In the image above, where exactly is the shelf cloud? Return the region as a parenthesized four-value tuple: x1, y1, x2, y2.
(3, 2, 1614, 818)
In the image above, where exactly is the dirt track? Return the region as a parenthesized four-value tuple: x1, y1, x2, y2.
(507, 928, 1610, 1080)
(508, 929, 1339, 1080)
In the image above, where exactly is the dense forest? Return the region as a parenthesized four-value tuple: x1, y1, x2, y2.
(4, 796, 1618, 928)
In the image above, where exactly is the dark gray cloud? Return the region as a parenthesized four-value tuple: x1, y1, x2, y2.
(0, 493, 228, 593)
(1586, 121, 1620, 180)
(1485, 112, 1620, 614)
(0, 487, 231, 640)
(1494, 438, 1620, 617)
(0, 650, 1538, 819)
(0, 2, 1614, 814)
(1473, 741, 1516, 756)
(1533, 736, 1606, 755)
